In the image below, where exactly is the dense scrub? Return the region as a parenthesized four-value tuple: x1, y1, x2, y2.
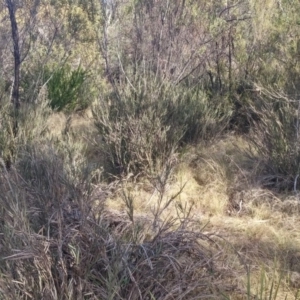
(1, 0, 300, 299)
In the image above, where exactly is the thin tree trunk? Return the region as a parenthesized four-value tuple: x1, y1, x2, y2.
(6, 0, 20, 136)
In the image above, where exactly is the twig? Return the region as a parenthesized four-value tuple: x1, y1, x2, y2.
(294, 174, 299, 195)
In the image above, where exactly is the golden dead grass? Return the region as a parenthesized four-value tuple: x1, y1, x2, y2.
(46, 111, 67, 136)
(46, 108, 95, 137)
(2, 107, 300, 299)
(102, 135, 300, 298)
(39, 113, 300, 298)
(46, 109, 106, 168)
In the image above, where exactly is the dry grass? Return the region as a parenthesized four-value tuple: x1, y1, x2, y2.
(2, 105, 300, 300)
(184, 136, 300, 299)
(46, 108, 95, 137)
(0, 149, 244, 299)
(96, 134, 300, 299)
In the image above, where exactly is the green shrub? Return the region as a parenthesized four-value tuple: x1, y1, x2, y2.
(169, 87, 233, 143)
(93, 72, 232, 177)
(94, 96, 181, 176)
(46, 64, 90, 112)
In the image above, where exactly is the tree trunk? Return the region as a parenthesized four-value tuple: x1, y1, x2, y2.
(6, 0, 20, 136)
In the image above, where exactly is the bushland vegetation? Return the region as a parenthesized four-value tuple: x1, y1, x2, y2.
(1, 0, 300, 299)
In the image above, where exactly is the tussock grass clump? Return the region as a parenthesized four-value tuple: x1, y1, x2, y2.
(0, 89, 52, 168)
(246, 87, 300, 191)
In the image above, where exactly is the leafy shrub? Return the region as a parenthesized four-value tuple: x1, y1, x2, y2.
(169, 87, 233, 143)
(45, 64, 90, 112)
(93, 72, 232, 177)
(94, 106, 179, 176)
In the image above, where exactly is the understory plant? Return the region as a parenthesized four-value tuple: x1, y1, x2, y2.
(247, 87, 300, 190)
(0, 140, 244, 300)
(45, 64, 90, 112)
(93, 70, 232, 177)
(0, 86, 52, 168)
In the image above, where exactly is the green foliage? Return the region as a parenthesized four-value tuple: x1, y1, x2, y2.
(46, 64, 90, 112)
(93, 72, 232, 176)
(93, 81, 182, 176)
(170, 88, 233, 143)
